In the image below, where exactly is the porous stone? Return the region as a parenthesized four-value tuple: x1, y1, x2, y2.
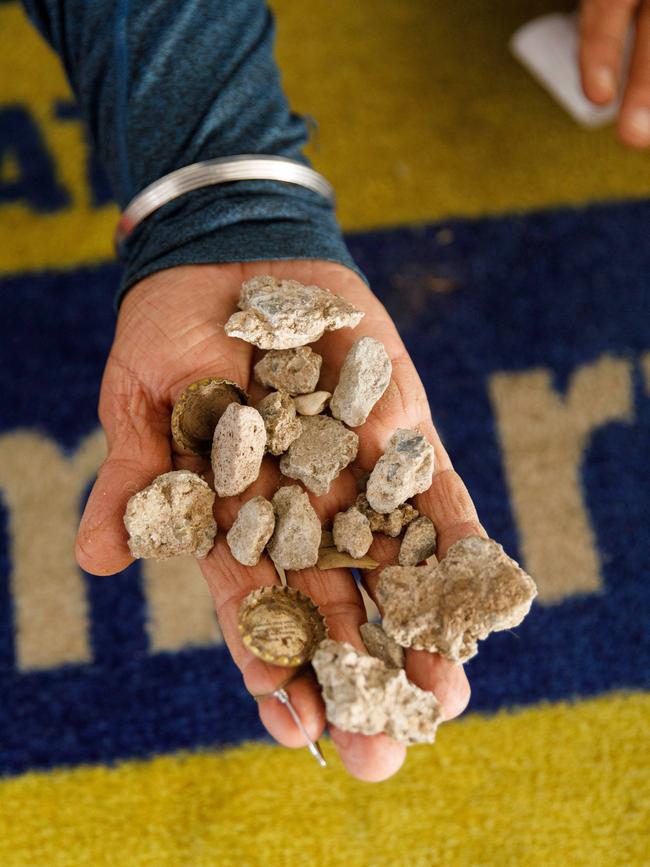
(279, 415, 359, 495)
(377, 536, 538, 663)
(267, 485, 321, 570)
(256, 391, 302, 456)
(124, 470, 216, 560)
(360, 623, 405, 669)
(226, 496, 275, 567)
(330, 337, 392, 427)
(399, 516, 438, 566)
(312, 640, 442, 744)
(366, 429, 435, 513)
(332, 507, 373, 559)
(211, 403, 266, 497)
(224, 276, 364, 349)
(254, 347, 322, 394)
(293, 391, 331, 416)
(355, 493, 419, 538)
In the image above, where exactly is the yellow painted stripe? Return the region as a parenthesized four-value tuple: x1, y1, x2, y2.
(0, 693, 647, 866)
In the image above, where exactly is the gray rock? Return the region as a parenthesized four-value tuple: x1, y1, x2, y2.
(399, 516, 438, 566)
(355, 494, 420, 539)
(377, 536, 538, 663)
(330, 337, 392, 427)
(332, 506, 373, 559)
(256, 391, 302, 456)
(226, 496, 276, 566)
(366, 429, 435, 513)
(279, 415, 359, 495)
(224, 275, 364, 349)
(254, 347, 322, 394)
(293, 391, 331, 416)
(124, 471, 216, 560)
(211, 403, 266, 497)
(360, 623, 405, 669)
(312, 640, 442, 744)
(267, 485, 321, 571)
(355, 493, 419, 538)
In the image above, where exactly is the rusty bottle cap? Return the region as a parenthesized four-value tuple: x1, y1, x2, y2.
(238, 586, 327, 667)
(171, 377, 248, 456)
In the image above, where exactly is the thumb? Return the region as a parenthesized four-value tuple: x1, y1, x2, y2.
(76, 367, 172, 575)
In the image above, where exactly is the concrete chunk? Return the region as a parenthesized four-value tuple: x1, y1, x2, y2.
(124, 471, 216, 560)
(226, 496, 276, 566)
(256, 391, 302, 456)
(312, 640, 442, 744)
(254, 347, 322, 394)
(355, 493, 419, 537)
(224, 276, 364, 349)
(399, 516, 438, 565)
(332, 507, 373, 559)
(366, 429, 435, 513)
(211, 403, 266, 497)
(330, 337, 392, 427)
(360, 623, 405, 669)
(280, 415, 359, 495)
(267, 485, 321, 571)
(377, 536, 538, 663)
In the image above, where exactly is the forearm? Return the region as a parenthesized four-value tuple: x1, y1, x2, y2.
(22, 0, 357, 300)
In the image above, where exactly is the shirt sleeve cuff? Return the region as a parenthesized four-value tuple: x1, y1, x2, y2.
(115, 179, 364, 307)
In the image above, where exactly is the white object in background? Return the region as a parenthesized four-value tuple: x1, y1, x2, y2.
(510, 13, 629, 128)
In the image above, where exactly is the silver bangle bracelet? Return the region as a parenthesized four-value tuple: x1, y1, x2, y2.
(114, 154, 335, 249)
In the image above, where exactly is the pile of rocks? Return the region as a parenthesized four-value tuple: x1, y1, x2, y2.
(123, 275, 537, 749)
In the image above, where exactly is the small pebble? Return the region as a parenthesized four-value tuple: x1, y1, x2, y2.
(226, 496, 276, 566)
(333, 507, 373, 559)
(256, 391, 302, 456)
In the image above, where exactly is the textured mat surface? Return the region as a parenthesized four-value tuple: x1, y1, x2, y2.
(1, 1, 649, 865)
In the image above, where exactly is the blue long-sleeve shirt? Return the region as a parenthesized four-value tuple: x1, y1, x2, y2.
(21, 0, 357, 303)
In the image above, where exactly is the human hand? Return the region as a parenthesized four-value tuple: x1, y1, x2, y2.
(579, 0, 650, 147)
(76, 260, 481, 781)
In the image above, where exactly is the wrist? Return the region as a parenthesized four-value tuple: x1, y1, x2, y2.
(115, 180, 363, 309)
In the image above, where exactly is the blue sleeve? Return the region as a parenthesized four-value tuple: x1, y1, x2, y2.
(21, 0, 359, 303)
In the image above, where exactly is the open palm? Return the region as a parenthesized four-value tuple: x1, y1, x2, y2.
(76, 259, 484, 782)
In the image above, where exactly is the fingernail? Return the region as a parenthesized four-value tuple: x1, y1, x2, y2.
(624, 108, 650, 144)
(593, 65, 616, 98)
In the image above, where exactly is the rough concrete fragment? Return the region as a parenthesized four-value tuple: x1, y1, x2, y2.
(254, 347, 322, 394)
(211, 403, 266, 497)
(330, 337, 392, 427)
(332, 507, 373, 559)
(224, 275, 364, 349)
(124, 470, 216, 560)
(293, 391, 331, 416)
(360, 623, 405, 669)
(267, 485, 321, 570)
(366, 429, 435, 513)
(256, 391, 302, 456)
(355, 493, 419, 538)
(226, 496, 275, 566)
(399, 516, 438, 566)
(312, 640, 442, 744)
(279, 415, 359, 495)
(377, 536, 538, 663)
